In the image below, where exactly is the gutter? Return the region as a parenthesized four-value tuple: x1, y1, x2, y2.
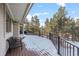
(20, 3, 33, 24)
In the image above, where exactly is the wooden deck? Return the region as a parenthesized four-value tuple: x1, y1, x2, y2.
(6, 43, 52, 56)
(6, 35, 59, 56)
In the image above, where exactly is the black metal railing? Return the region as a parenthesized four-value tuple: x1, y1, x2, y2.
(49, 33, 79, 56)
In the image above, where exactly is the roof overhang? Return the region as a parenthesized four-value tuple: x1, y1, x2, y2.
(6, 3, 33, 24)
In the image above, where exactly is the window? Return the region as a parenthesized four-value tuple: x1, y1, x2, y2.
(6, 13, 11, 32)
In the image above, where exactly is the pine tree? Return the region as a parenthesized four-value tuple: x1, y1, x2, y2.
(44, 18, 50, 36)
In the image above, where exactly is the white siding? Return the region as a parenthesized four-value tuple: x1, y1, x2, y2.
(0, 4, 6, 56)
(0, 4, 13, 56)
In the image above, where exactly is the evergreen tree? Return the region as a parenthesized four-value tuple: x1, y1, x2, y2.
(44, 18, 50, 36)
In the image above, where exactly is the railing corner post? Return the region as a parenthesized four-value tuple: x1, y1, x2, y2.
(58, 36, 61, 55)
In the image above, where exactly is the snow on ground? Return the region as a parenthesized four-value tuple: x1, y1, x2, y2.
(22, 35, 59, 56)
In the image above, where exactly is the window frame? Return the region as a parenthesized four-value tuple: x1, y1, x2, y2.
(6, 12, 12, 33)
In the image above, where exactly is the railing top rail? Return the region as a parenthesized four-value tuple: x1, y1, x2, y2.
(60, 37, 79, 49)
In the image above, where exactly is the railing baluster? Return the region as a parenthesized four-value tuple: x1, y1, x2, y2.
(65, 41, 66, 56)
(70, 44, 71, 56)
(67, 43, 68, 56)
(73, 46, 74, 56)
(63, 40, 64, 56)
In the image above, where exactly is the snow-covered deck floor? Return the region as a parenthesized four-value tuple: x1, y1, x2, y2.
(22, 35, 59, 56)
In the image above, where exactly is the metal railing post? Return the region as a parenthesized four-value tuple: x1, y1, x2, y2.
(49, 33, 51, 39)
(58, 36, 61, 55)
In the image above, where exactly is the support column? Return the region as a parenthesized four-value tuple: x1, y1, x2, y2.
(20, 24, 24, 35)
(22, 24, 24, 35)
(13, 22, 20, 37)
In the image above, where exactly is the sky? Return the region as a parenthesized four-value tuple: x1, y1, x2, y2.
(26, 3, 79, 26)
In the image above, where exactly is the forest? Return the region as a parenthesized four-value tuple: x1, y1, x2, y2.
(25, 6, 79, 41)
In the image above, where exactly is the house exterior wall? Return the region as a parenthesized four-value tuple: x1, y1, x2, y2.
(0, 4, 6, 56)
(0, 4, 13, 56)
